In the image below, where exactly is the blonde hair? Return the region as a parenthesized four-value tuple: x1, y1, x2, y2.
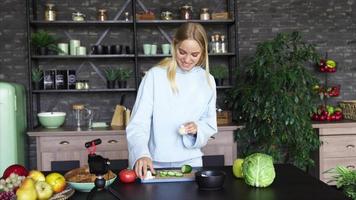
(158, 23, 211, 93)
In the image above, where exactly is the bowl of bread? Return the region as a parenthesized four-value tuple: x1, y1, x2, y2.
(64, 166, 117, 192)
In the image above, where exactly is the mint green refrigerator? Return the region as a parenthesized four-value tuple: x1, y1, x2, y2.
(0, 82, 27, 175)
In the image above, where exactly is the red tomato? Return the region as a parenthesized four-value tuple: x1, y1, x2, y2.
(119, 169, 137, 183)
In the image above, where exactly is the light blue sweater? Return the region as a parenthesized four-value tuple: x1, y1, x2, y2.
(126, 66, 217, 168)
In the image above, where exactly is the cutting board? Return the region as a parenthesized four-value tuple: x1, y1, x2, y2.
(140, 169, 196, 183)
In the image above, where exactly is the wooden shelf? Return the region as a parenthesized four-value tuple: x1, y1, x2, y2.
(137, 53, 236, 58)
(32, 88, 136, 93)
(136, 19, 235, 25)
(31, 54, 135, 59)
(30, 20, 133, 26)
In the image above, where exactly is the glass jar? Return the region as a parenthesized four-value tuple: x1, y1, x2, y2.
(83, 80, 90, 90)
(72, 12, 85, 21)
(45, 3, 56, 21)
(180, 5, 193, 20)
(200, 8, 210, 20)
(97, 9, 108, 21)
(75, 80, 84, 90)
(161, 11, 173, 20)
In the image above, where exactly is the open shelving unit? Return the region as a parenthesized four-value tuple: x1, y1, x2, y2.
(26, 0, 239, 128)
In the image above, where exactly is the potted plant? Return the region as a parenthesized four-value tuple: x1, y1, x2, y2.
(31, 30, 58, 55)
(226, 32, 321, 169)
(117, 68, 132, 88)
(104, 68, 118, 89)
(31, 68, 43, 90)
(210, 65, 228, 86)
(327, 166, 356, 199)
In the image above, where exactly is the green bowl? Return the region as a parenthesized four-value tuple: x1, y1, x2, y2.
(37, 112, 66, 128)
(67, 175, 117, 192)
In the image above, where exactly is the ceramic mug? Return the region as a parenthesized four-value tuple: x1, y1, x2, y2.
(76, 46, 87, 55)
(143, 44, 151, 55)
(57, 43, 68, 55)
(161, 43, 171, 55)
(70, 40, 80, 55)
(151, 44, 157, 55)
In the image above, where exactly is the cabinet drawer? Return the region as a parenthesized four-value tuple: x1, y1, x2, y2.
(39, 135, 127, 152)
(320, 135, 356, 158)
(320, 127, 356, 136)
(320, 157, 356, 184)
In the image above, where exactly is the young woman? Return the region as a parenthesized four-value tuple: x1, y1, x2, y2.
(126, 23, 217, 178)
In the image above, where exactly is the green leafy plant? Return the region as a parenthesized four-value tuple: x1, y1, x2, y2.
(104, 68, 119, 81)
(31, 68, 43, 82)
(210, 65, 228, 79)
(226, 31, 321, 169)
(31, 30, 57, 48)
(117, 68, 132, 81)
(326, 166, 356, 199)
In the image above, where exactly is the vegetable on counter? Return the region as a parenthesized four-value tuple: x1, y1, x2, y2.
(242, 153, 276, 188)
(119, 169, 137, 183)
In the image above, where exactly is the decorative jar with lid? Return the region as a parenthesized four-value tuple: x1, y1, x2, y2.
(180, 5, 193, 20)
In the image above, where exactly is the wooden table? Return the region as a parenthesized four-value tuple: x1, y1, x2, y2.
(68, 164, 350, 200)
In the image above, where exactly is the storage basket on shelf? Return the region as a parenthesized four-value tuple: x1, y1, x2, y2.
(339, 100, 356, 120)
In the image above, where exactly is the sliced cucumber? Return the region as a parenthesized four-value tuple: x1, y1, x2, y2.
(174, 172, 183, 177)
(167, 171, 176, 176)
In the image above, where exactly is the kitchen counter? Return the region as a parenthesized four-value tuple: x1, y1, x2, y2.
(67, 164, 350, 200)
(27, 125, 238, 136)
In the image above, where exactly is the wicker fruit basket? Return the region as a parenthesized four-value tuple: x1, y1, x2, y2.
(339, 100, 356, 120)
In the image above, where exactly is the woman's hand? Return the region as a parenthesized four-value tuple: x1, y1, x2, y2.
(134, 157, 156, 179)
(184, 122, 198, 135)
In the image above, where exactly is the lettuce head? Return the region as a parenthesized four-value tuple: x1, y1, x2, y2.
(242, 153, 276, 187)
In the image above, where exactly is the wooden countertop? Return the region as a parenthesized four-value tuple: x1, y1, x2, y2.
(27, 125, 240, 137)
(27, 120, 356, 137)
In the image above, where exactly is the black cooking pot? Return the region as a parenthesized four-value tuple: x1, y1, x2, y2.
(195, 170, 226, 190)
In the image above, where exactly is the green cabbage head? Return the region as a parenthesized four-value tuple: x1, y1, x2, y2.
(242, 153, 276, 187)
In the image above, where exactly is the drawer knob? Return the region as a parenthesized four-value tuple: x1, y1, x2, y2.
(346, 144, 355, 149)
(59, 141, 70, 145)
(347, 165, 355, 169)
(108, 140, 118, 144)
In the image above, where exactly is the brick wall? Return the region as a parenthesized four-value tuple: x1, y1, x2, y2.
(1, 0, 355, 169)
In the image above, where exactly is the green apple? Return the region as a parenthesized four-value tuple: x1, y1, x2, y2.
(232, 158, 244, 178)
(35, 181, 53, 200)
(45, 172, 66, 193)
(28, 170, 46, 182)
(326, 105, 334, 115)
(326, 59, 336, 68)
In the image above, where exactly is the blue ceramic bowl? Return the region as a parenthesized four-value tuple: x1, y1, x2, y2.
(66, 174, 117, 192)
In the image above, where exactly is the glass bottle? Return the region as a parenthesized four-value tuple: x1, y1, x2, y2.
(210, 35, 216, 53)
(45, 3, 56, 21)
(97, 9, 108, 21)
(220, 35, 227, 53)
(214, 34, 221, 53)
(83, 80, 90, 90)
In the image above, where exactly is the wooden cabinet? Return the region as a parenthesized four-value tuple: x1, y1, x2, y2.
(314, 122, 356, 184)
(28, 125, 237, 171)
(28, 127, 128, 171)
(202, 126, 237, 166)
